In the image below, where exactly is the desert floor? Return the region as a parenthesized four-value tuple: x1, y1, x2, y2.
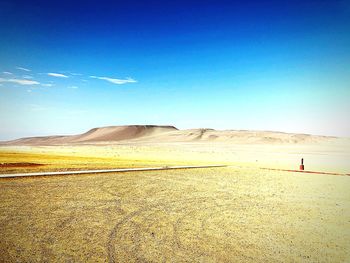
(0, 143, 349, 262)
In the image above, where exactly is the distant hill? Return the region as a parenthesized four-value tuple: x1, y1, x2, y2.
(0, 125, 177, 145)
(0, 125, 337, 146)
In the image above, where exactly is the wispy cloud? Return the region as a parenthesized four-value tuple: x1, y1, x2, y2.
(41, 83, 53, 87)
(0, 77, 40, 85)
(68, 86, 78, 89)
(16, 67, 31, 72)
(23, 75, 33, 79)
(2, 71, 13, 75)
(70, 72, 82, 76)
(47, 72, 69, 78)
(29, 104, 47, 111)
(90, 76, 137, 85)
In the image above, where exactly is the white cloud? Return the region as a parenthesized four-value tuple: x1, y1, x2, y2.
(48, 73, 69, 78)
(68, 86, 78, 89)
(29, 104, 46, 111)
(16, 67, 31, 72)
(23, 75, 33, 79)
(70, 72, 82, 76)
(42, 83, 53, 87)
(2, 71, 13, 75)
(0, 77, 40, 85)
(90, 76, 137, 85)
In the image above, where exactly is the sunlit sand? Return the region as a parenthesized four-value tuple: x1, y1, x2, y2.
(0, 126, 349, 262)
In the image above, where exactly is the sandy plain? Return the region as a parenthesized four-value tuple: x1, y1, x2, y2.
(0, 127, 349, 262)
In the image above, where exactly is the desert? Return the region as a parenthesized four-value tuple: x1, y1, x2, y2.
(1, 1, 350, 262)
(0, 125, 349, 262)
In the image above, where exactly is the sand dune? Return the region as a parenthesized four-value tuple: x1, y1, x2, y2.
(136, 128, 336, 144)
(0, 125, 339, 146)
(72, 125, 177, 142)
(1, 125, 177, 145)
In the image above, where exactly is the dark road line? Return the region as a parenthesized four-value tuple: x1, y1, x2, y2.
(0, 165, 227, 178)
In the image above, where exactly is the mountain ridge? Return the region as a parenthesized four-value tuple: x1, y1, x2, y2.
(0, 125, 339, 146)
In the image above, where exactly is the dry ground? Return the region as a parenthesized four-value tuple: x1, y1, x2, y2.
(0, 144, 349, 262)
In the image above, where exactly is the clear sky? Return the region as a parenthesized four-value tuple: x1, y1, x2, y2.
(0, 0, 349, 140)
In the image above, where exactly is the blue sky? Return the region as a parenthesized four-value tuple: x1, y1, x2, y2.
(0, 0, 350, 140)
